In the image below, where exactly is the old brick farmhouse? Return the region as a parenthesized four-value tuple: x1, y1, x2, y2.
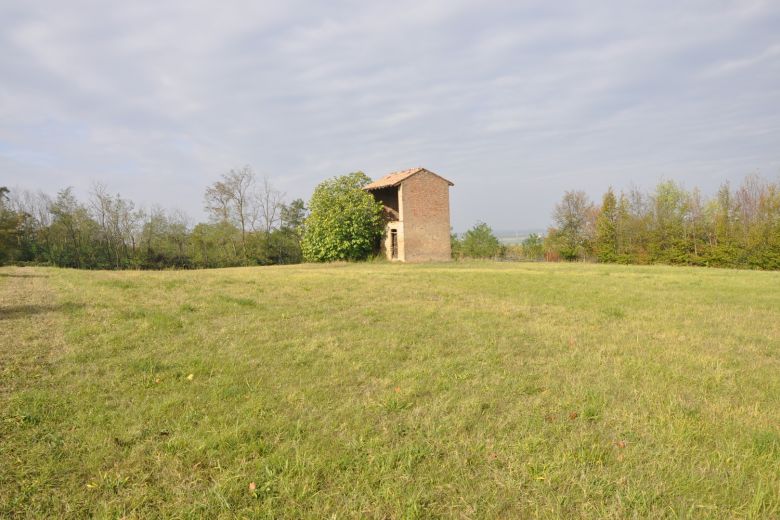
(363, 167, 454, 262)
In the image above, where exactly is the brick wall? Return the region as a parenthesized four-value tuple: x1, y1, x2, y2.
(398, 171, 451, 262)
(381, 222, 405, 261)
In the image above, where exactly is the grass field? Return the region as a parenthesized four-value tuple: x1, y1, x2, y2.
(1, 262, 779, 518)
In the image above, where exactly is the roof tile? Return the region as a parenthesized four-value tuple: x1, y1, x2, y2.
(363, 167, 454, 190)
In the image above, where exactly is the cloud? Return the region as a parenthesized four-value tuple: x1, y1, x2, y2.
(1, 0, 779, 230)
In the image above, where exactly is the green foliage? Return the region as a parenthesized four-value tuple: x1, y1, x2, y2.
(547, 175, 780, 270)
(1, 172, 304, 270)
(450, 230, 462, 259)
(649, 180, 689, 264)
(595, 188, 619, 263)
(301, 172, 384, 262)
(271, 198, 307, 264)
(0, 187, 19, 263)
(48, 188, 99, 268)
(549, 190, 594, 260)
(521, 233, 545, 260)
(280, 198, 307, 233)
(260, 228, 304, 265)
(460, 222, 502, 258)
(190, 222, 242, 268)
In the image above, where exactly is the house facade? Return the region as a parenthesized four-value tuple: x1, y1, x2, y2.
(363, 167, 454, 262)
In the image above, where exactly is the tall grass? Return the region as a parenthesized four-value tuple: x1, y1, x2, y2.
(1, 262, 779, 518)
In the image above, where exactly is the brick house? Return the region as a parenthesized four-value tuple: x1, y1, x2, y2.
(363, 167, 454, 262)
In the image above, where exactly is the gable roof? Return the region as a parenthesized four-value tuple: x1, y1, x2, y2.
(363, 167, 454, 191)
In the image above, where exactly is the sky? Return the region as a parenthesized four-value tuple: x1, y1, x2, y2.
(1, 0, 779, 232)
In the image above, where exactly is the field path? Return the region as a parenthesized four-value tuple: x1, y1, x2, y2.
(0, 267, 67, 398)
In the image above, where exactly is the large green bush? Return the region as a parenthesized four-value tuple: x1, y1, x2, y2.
(301, 172, 384, 262)
(461, 222, 503, 259)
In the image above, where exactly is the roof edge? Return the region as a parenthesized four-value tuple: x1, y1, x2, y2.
(363, 167, 454, 191)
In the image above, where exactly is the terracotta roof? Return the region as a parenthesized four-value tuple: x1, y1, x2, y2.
(363, 167, 454, 191)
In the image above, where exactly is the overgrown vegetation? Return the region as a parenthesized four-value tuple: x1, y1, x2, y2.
(452, 221, 503, 259)
(545, 174, 780, 269)
(5, 172, 780, 270)
(300, 172, 384, 262)
(2, 262, 779, 517)
(0, 167, 305, 269)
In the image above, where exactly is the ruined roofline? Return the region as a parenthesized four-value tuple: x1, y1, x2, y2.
(363, 167, 454, 191)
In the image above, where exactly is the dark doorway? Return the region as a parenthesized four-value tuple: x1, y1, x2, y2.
(390, 229, 398, 259)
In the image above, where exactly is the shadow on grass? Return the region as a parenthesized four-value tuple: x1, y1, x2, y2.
(0, 272, 50, 278)
(0, 302, 84, 320)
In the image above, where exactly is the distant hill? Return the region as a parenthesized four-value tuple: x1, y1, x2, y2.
(452, 228, 545, 244)
(492, 229, 546, 245)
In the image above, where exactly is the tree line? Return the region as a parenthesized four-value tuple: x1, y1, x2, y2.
(0, 167, 306, 269)
(451, 174, 780, 270)
(3, 170, 780, 270)
(539, 174, 780, 269)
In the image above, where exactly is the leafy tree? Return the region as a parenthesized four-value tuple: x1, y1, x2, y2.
(136, 207, 191, 269)
(550, 190, 594, 260)
(595, 188, 619, 263)
(0, 187, 19, 263)
(301, 172, 384, 262)
(461, 222, 502, 258)
(450, 230, 462, 259)
(48, 188, 98, 268)
(190, 222, 242, 268)
(264, 198, 307, 264)
(521, 233, 545, 260)
(281, 199, 307, 233)
(265, 228, 303, 265)
(14, 190, 54, 264)
(649, 181, 689, 264)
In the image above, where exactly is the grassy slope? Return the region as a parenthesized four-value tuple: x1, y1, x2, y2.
(1, 262, 779, 518)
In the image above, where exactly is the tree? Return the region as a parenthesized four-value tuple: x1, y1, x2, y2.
(138, 207, 192, 269)
(7, 189, 53, 263)
(649, 181, 689, 264)
(450, 230, 463, 259)
(48, 188, 98, 268)
(89, 183, 140, 268)
(204, 166, 256, 261)
(550, 190, 594, 260)
(265, 198, 307, 265)
(301, 172, 384, 262)
(521, 233, 545, 260)
(281, 199, 307, 233)
(257, 176, 284, 234)
(190, 221, 242, 268)
(2, 176, 302, 269)
(0, 187, 19, 263)
(595, 188, 619, 263)
(461, 222, 502, 258)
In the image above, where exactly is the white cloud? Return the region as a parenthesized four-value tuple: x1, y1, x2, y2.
(1, 0, 778, 230)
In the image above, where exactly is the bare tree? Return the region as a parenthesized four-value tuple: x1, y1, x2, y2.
(257, 176, 284, 234)
(204, 181, 232, 223)
(204, 166, 257, 259)
(734, 174, 767, 242)
(88, 183, 142, 268)
(90, 182, 118, 266)
(168, 209, 191, 256)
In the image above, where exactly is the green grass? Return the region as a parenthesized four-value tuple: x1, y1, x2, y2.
(1, 262, 779, 518)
